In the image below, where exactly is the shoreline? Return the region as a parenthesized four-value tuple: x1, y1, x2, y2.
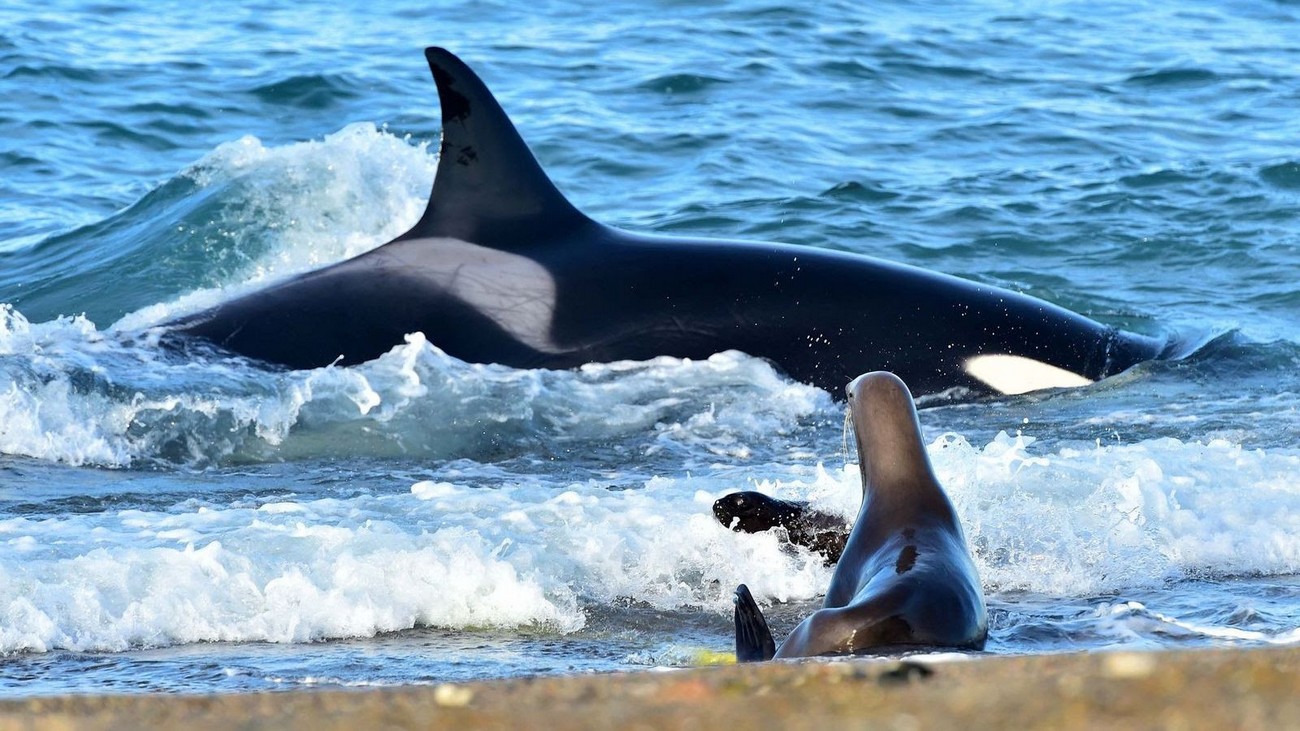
(2, 645, 1296, 730)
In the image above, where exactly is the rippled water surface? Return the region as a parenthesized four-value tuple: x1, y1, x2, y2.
(2, 0, 1299, 694)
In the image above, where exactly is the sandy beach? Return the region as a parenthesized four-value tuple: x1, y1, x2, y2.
(2, 645, 1295, 730)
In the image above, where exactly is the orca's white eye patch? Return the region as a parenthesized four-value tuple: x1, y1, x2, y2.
(963, 354, 1094, 395)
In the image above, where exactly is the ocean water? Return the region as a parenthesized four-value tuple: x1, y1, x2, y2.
(2, 0, 1300, 695)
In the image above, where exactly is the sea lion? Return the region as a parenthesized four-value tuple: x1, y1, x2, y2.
(713, 492, 849, 563)
(734, 371, 987, 660)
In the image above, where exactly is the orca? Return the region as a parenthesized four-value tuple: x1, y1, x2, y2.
(167, 47, 1168, 399)
(734, 372, 987, 661)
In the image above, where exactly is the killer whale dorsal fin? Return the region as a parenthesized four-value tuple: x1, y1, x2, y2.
(400, 47, 589, 246)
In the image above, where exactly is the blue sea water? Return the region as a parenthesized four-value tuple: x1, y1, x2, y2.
(2, 0, 1300, 695)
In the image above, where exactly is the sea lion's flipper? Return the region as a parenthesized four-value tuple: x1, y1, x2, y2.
(733, 584, 776, 662)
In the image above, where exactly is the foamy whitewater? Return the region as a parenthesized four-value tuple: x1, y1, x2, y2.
(2, 0, 1300, 694)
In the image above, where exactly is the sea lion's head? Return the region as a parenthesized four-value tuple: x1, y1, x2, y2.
(713, 491, 802, 533)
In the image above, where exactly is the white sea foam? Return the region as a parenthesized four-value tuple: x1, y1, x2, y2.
(2, 417, 1299, 653)
(738, 434, 1300, 600)
(115, 122, 437, 331)
(934, 432, 1300, 594)
(1, 299, 831, 467)
(1092, 600, 1300, 646)
(0, 471, 831, 653)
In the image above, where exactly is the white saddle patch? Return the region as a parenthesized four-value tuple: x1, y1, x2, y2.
(385, 237, 561, 353)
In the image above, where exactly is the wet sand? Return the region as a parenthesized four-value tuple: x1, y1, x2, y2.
(1, 646, 1295, 730)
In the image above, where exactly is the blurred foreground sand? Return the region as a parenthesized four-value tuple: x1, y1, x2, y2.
(1, 646, 1295, 730)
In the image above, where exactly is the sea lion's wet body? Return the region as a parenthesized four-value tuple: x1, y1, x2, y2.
(734, 372, 987, 660)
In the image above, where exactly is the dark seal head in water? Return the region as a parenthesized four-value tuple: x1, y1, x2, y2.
(734, 371, 987, 660)
(164, 47, 1170, 401)
(713, 492, 849, 563)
